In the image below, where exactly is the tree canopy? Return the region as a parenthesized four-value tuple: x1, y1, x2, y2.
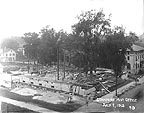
(20, 9, 136, 76)
(22, 32, 40, 64)
(99, 26, 132, 73)
(1, 38, 19, 51)
(70, 10, 111, 73)
(22, 26, 69, 66)
(68, 10, 134, 75)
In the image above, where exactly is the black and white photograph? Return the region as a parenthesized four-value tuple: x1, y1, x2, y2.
(0, 0, 144, 112)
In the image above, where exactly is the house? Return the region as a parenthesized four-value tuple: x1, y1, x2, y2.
(126, 44, 144, 74)
(0, 48, 16, 62)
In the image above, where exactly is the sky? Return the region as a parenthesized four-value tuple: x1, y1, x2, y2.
(0, 0, 143, 42)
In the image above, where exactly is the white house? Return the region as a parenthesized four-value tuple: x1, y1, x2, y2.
(126, 44, 144, 74)
(0, 48, 16, 62)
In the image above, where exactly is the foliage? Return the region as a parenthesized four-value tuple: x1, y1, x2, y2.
(71, 9, 111, 73)
(38, 27, 57, 65)
(22, 32, 39, 63)
(127, 32, 139, 43)
(1, 38, 19, 51)
(68, 10, 133, 76)
(20, 9, 136, 77)
(21, 26, 69, 66)
(16, 51, 27, 61)
(99, 26, 132, 74)
(37, 26, 68, 65)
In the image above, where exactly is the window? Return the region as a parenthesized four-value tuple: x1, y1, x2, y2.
(44, 80, 48, 83)
(13, 53, 15, 56)
(137, 64, 139, 68)
(138, 64, 140, 68)
(6, 54, 7, 56)
(140, 63, 142, 68)
(39, 83, 42, 86)
(136, 56, 137, 61)
(127, 56, 130, 60)
(9, 53, 11, 56)
(127, 63, 131, 69)
(31, 82, 33, 84)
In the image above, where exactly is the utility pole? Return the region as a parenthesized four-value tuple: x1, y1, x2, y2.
(63, 49, 66, 81)
(57, 46, 59, 80)
(115, 71, 118, 97)
(57, 34, 61, 80)
(28, 53, 30, 73)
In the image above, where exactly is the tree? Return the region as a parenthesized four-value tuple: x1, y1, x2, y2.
(99, 26, 132, 96)
(71, 9, 111, 74)
(127, 32, 139, 43)
(1, 38, 19, 51)
(100, 26, 132, 72)
(38, 26, 61, 66)
(22, 32, 39, 64)
(70, 10, 133, 94)
(62, 34, 77, 66)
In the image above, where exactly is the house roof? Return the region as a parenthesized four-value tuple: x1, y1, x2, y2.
(131, 44, 144, 51)
(3, 48, 15, 53)
(3, 48, 11, 53)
